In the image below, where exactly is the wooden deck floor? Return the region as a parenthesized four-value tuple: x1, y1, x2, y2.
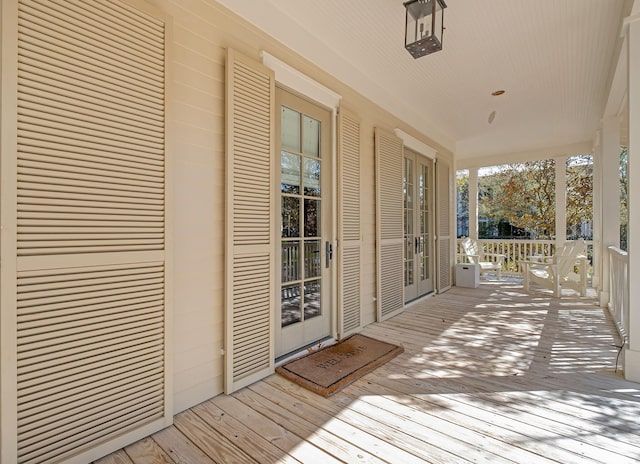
(97, 280, 640, 464)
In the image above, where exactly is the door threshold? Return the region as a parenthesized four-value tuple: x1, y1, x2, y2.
(275, 336, 336, 367)
(404, 291, 434, 308)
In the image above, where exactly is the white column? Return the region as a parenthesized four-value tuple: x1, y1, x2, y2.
(592, 134, 602, 294)
(600, 117, 622, 306)
(469, 168, 478, 240)
(555, 156, 567, 244)
(624, 13, 640, 381)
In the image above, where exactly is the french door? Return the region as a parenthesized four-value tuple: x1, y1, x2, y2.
(404, 149, 435, 301)
(276, 88, 332, 357)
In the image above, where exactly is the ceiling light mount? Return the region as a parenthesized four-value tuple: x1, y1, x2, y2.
(404, 0, 447, 59)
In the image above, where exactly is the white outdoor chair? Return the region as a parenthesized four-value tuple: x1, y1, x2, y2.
(522, 239, 588, 297)
(460, 238, 505, 280)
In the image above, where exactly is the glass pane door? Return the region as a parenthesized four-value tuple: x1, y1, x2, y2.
(404, 149, 434, 302)
(417, 159, 434, 295)
(276, 88, 332, 357)
(404, 156, 417, 301)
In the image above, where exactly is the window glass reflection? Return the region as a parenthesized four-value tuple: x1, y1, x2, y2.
(281, 284, 301, 327)
(282, 197, 300, 238)
(281, 242, 300, 283)
(303, 158, 320, 196)
(281, 152, 301, 194)
(281, 107, 301, 152)
(304, 240, 321, 278)
(303, 281, 321, 320)
(303, 115, 320, 157)
(304, 199, 320, 237)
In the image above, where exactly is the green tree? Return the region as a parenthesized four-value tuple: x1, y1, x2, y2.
(479, 160, 556, 238)
(463, 157, 593, 240)
(566, 155, 593, 239)
(620, 146, 628, 250)
(456, 170, 469, 237)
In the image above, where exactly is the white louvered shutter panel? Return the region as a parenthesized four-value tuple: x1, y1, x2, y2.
(374, 128, 404, 321)
(338, 109, 362, 337)
(436, 159, 453, 292)
(225, 49, 275, 394)
(10, 0, 170, 463)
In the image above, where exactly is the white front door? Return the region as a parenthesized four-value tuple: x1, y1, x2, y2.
(276, 88, 333, 357)
(404, 149, 435, 302)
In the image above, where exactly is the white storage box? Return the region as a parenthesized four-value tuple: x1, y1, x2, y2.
(456, 263, 480, 288)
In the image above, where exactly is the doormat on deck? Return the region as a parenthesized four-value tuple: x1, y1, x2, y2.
(276, 334, 403, 397)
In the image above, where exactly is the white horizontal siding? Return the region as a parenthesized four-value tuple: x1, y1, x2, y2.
(161, 0, 226, 408)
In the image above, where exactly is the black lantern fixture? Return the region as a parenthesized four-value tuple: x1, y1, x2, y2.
(404, 0, 447, 59)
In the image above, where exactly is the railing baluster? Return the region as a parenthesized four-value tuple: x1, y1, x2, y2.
(608, 246, 629, 345)
(457, 238, 594, 278)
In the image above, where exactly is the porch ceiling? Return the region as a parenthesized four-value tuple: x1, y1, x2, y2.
(216, 0, 630, 160)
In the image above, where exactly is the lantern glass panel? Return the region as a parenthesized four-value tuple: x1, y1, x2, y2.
(405, 0, 434, 45)
(404, 0, 446, 58)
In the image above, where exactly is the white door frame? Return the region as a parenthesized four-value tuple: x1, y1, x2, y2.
(396, 130, 437, 302)
(404, 148, 435, 302)
(261, 52, 342, 355)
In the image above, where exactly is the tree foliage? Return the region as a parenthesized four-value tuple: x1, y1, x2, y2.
(566, 155, 593, 239)
(479, 160, 556, 238)
(620, 146, 628, 250)
(475, 157, 593, 239)
(456, 170, 470, 237)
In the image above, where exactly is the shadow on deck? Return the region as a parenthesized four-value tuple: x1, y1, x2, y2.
(98, 280, 640, 464)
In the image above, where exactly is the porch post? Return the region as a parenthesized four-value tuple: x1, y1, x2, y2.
(469, 167, 478, 240)
(592, 132, 602, 292)
(599, 117, 622, 307)
(624, 12, 640, 381)
(555, 156, 567, 244)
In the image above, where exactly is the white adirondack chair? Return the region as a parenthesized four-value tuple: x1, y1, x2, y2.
(460, 238, 505, 280)
(522, 239, 588, 297)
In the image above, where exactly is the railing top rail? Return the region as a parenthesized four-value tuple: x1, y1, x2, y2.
(476, 238, 554, 242)
(459, 238, 593, 244)
(608, 246, 628, 258)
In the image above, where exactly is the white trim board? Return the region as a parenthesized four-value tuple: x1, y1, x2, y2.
(262, 50, 342, 341)
(395, 129, 437, 159)
(261, 51, 342, 110)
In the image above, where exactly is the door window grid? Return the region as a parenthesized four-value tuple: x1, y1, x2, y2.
(420, 163, 431, 280)
(404, 152, 434, 301)
(404, 157, 414, 287)
(281, 105, 322, 327)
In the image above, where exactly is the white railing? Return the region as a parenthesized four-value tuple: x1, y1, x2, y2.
(608, 246, 629, 343)
(457, 239, 593, 278)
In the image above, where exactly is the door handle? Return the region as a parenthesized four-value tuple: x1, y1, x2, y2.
(325, 241, 333, 268)
(415, 237, 419, 254)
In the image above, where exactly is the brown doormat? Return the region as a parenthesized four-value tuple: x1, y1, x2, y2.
(275, 334, 403, 397)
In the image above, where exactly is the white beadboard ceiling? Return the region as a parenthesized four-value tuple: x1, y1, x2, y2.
(216, 0, 631, 160)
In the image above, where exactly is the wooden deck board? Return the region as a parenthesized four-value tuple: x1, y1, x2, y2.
(171, 409, 257, 464)
(260, 375, 466, 464)
(94, 449, 134, 464)
(123, 438, 174, 464)
(237, 383, 389, 463)
(347, 374, 634, 464)
(149, 423, 217, 464)
(97, 282, 640, 463)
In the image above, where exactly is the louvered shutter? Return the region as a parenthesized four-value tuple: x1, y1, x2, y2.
(5, 1, 171, 463)
(225, 49, 275, 394)
(436, 159, 453, 292)
(374, 128, 404, 321)
(338, 109, 362, 337)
